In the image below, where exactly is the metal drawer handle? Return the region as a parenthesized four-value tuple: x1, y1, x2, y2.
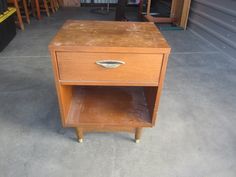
(96, 60, 125, 69)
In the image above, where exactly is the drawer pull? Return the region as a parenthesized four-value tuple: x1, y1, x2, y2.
(96, 60, 125, 69)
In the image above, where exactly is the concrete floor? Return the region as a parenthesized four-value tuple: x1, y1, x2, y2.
(0, 7, 235, 177)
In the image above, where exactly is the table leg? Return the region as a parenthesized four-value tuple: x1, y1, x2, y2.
(76, 128, 84, 143)
(135, 128, 142, 143)
(43, 0, 50, 16)
(34, 0, 41, 20)
(138, 0, 143, 18)
(22, 0, 30, 24)
(13, 0, 24, 30)
(50, 0, 55, 13)
(31, 0, 36, 17)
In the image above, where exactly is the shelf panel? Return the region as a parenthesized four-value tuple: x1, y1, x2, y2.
(66, 86, 152, 127)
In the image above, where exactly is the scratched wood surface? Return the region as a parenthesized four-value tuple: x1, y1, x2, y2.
(49, 20, 170, 53)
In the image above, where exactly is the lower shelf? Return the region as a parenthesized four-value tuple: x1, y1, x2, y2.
(66, 86, 152, 127)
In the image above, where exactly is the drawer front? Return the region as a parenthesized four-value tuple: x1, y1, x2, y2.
(56, 52, 163, 85)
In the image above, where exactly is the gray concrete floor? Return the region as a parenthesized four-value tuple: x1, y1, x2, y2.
(0, 7, 235, 177)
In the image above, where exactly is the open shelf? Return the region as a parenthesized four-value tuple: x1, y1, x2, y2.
(65, 86, 152, 127)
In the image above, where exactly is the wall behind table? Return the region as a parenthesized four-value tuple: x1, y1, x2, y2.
(188, 0, 236, 59)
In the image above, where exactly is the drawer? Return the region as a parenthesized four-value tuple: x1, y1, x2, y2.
(56, 52, 163, 85)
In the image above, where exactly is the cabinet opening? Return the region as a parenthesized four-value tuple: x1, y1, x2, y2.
(61, 86, 157, 127)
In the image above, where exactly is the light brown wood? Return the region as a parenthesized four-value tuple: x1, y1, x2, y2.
(8, 0, 24, 30)
(151, 53, 169, 125)
(145, 15, 177, 23)
(145, 0, 191, 29)
(43, 0, 50, 16)
(34, 0, 41, 20)
(22, 0, 30, 24)
(66, 87, 152, 127)
(49, 21, 171, 142)
(50, 51, 73, 126)
(49, 20, 170, 53)
(57, 52, 163, 86)
(170, 0, 192, 29)
(170, 0, 178, 18)
(146, 0, 151, 15)
(180, 0, 191, 29)
(59, 85, 73, 124)
(81, 126, 135, 133)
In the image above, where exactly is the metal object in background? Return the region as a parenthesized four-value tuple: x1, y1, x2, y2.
(82, 0, 139, 15)
(89, 0, 117, 15)
(90, 1, 112, 15)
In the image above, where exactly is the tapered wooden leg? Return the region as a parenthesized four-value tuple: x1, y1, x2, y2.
(34, 0, 41, 20)
(22, 0, 30, 24)
(135, 128, 142, 143)
(138, 0, 143, 18)
(75, 128, 84, 143)
(43, 0, 50, 16)
(50, 0, 55, 13)
(13, 0, 24, 30)
(55, 0, 59, 9)
(31, 0, 36, 17)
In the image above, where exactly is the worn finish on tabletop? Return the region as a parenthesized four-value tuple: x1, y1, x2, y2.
(49, 20, 170, 53)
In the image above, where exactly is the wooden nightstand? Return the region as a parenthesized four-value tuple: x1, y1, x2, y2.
(49, 20, 171, 143)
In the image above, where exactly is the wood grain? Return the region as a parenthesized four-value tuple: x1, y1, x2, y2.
(57, 52, 163, 86)
(171, 0, 192, 29)
(145, 0, 191, 30)
(50, 51, 68, 126)
(144, 86, 158, 119)
(66, 86, 152, 127)
(180, 0, 192, 29)
(49, 20, 170, 53)
(151, 53, 169, 125)
(80, 126, 135, 133)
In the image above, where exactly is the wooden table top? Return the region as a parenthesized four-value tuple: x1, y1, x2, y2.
(49, 20, 170, 53)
